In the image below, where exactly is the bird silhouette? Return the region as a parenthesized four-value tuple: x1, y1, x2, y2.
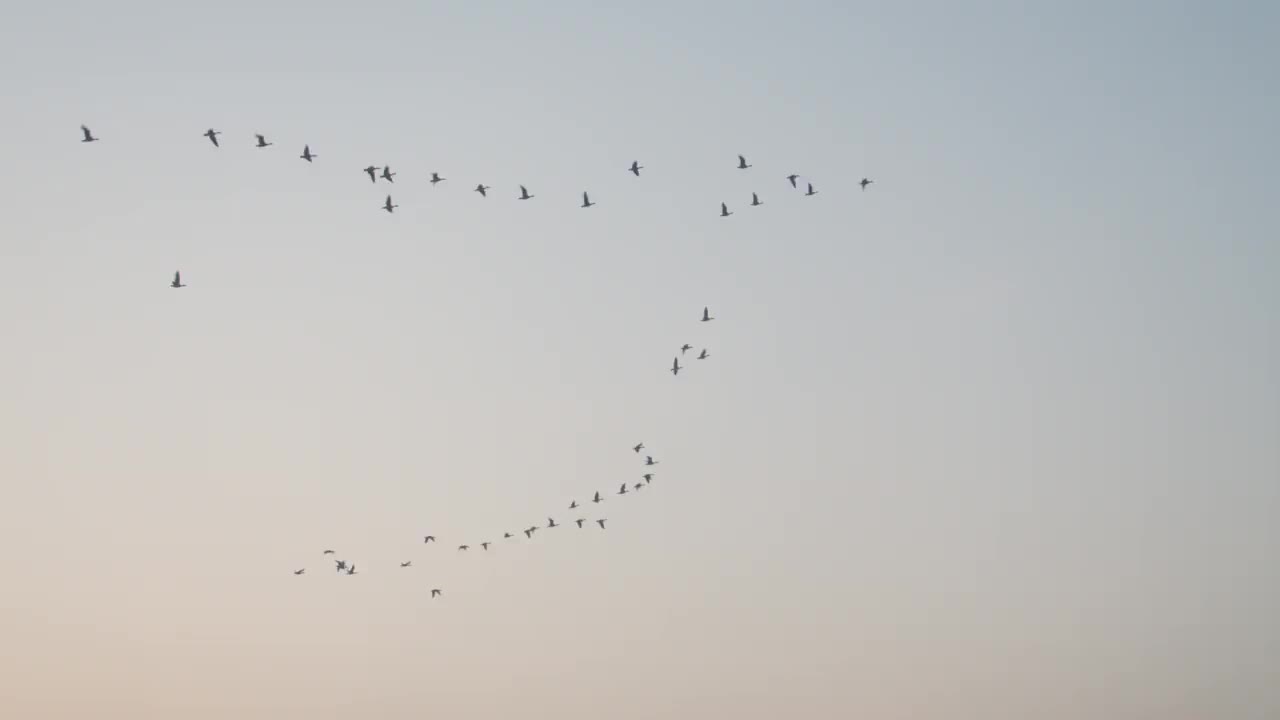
(643, 473, 653, 484)
(569, 500, 578, 509)
(634, 482, 643, 491)
(671, 357, 682, 376)
(547, 517, 559, 528)
(681, 344, 692, 354)
(300, 145, 316, 162)
(400, 561, 412, 568)
(335, 560, 347, 572)
(381, 166, 396, 182)
(645, 456, 659, 466)
(458, 545, 469, 552)
(634, 443, 645, 453)
(751, 192, 762, 206)
(430, 172, 445, 185)
(737, 154, 752, 169)
(523, 528, 534, 539)
(294, 569, 305, 575)
(596, 519, 608, 529)
(475, 184, 490, 197)
(170, 271, 185, 289)
(575, 518, 586, 528)
(617, 483, 629, 496)
(364, 165, 380, 183)
(345, 564, 357, 575)
(592, 491, 604, 504)
(481, 542, 491, 550)
(504, 532, 514, 539)
(697, 349, 709, 360)
(629, 161, 643, 176)
(382, 195, 397, 213)
(322, 549, 335, 555)
(423, 535, 435, 544)
(805, 183, 818, 196)
(431, 588, 442, 598)
(80, 125, 98, 143)
(203, 129, 220, 147)
(702, 307, 714, 322)
(581, 191, 595, 208)
(254, 134, 272, 148)
(720, 202, 733, 218)
(518, 185, 533, 200)
(861, 178, 873, 191)
(786, 174, 799, 188)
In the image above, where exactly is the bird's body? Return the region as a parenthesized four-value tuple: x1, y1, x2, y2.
(475, 184, 490, 197)
(805, 183, 818, 196)
(860, 178, 873, 191)
(346, 565, 357, 575)
(504, 532, 514, 539)
(698, 349, 709, 360)
(633, 443, 644, 453)
(400, 561, 412, 568)
(645, 456, 659, 466)
(523, 528, 534, 539)
(634, 483, 643, 491)
(617, 483, 628, 496)
(581, 191, 595, 208)
(518, 185, 533, 200)
(204, 128, 221, 147)
(592, 491, 603, 504)
(431, 589, 442, 598)
(381, 166, 395, 182)
(294, 569, 305, 575)
(547, 517, 558, 528)
(575, 518, 586, 528)
(681, 344, 692, 354)
(629, 161, 643, 176)
(364, 165, 380, 183)
(170, 271, 185, 289)
(751, 192, 762, 206)
(254, 134, 272, 148)
(458, 545, 469, 552)
(481, 542, 491, 550)
(80, 125, 98, 143)
(335, 560, 347, 572)
(702, 307, 714, 322)
(322, 549, 335, 555)
(430, 172, 445, 185)
(671, 357, 682, 376)
(737, 154, 751, 169)
(569, 500, 578, 509)
(300, 145, 316, 162)
(786, 174, 799, 188)
(720, 202, 732, 218)
(424, 535, 435, 544)
(596, 519, 607, 529)
(643, 473, 653, 484)
(383, 195, 397, 213)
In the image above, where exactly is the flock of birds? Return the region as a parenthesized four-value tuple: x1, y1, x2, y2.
(74, 121, 873, 601)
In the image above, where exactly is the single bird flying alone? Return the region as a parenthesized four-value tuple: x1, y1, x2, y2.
(805, 183, 818, 196)
(581, 191, 595, 208)
(475, 183, 490, 197)
(671, 357, 682, 376)
(254, 134, 272, 148)
(382, 195, 397, 213)
(170, 271, 185, 289)
(364, 165, 380, 183)
(430, 172, 445, 185)
(698, 349, 709, 360)
(629, 161, 643, 176)
(751, 192, 762, 206)
(786, 174, 799, 188)
(381, 165, 396, 182)
(203, 128, 221, 147)
(80, 124, 99, 143)
(861, 177, 873, 191)
(300, 144, 316, 162)
(720, 202, 732, 218)
(702, 306, 714, 322)
(518, 185, 533, 200)
(737, 154, 751, 170)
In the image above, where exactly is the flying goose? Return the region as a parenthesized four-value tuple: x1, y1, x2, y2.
(481, 542, 491, 550)
(628, 161, 643, 176)
(431, 588, 442, 598)
(322, 549, 335, 555)
(504, 532, 514, 539)
(80, 125, 98, 142)
(523, 528, 534, 539)
(634, 482, 643, 491)
(364, 165, 380, 183)
(300, 144, 316, 162)
(805, 183, 818, 196)
(751, 192, 762, 206)
(381, 165, 396, 182)
(633, 443, 645, 453)
(430, 172, 445, 185)
(457, 545, 469, 552)
(861, 178, 873, 191)
(335, 560, 347, 572)
(592, 491, 604, 504)
(702, 307, 714, 322)
(645, 456, 659, 466)
(581, 191, 595, 208)
(294, 569, 306, 575)
(720, 202, 732, 218)
(569, 500, 578, 509)
(737, 154, 751, 169)
(475, 183, 490, 197)
(671, 357, 682, 376)
(345, 565, 357, 575)
(617, 483, 629, 496)
(254, 134, 272, 148)
(786, 174, 799, 188)
(643, 473, 653, 484)
(697, 349, 709, 360)
(424, 535, 435, 544)
(596, 519, 608, 529)
(575, 518, 586, 528)
(170, 271, 185, 289)
(382, 195, 397, 213)
(547, 518, 559, 528)
(518, 185, 533, 200)
(203, 128, 220, 147)
(681, 344, 692, 354)
(400, 561, 412, 568)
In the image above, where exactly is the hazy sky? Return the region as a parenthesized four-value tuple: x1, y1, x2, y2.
(1, 1, 1277, 718)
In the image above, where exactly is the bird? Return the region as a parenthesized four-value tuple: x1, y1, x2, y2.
(634, 482, 643, 491)
(698, 349, 709, 360)
(300, 144, 316, 162)
(592, 491, 604, 504)
(400, 561, 412, 568)
(596, 519, 608, 529)
(643, 473, 653, 484)
(346, 565, 357, 575)
(431, 588, 442, 598)
(547, 518, 559, 528)
(504, 532, 514, 539)
(322, 549, 335, 555)
(569, 500, 578, 509)
(423, 535, 435, 544)
(628, 161, 643, 176)
(382, 195, 397, 213)
(335, 560, 347, 572)
(861, 178, 873, 191)
(475, 183, 490, 197)
(681, 344, 692, 354)
(581, 191, 595, 208)
(458, 545, 469, 552)
(737, 154, 752, 169)
(254, 134, 272, 148)
(518, 185, 533, 200)
(786, 174, 799, 188)
(805, 183, 818, 196)
(481, 542, 491, 550)
(523, 528, 534, 539)
(645, 456, 659, 466)
(203, 129, 220, 147)
(364, 165, 380, 183)
(575, 518, 586, 528)
(381, 165, 396, 182)
(634, 443, 645, 453)
(294, 569, 305, 575)
(430, 172, 446, 185)
(702, 307, 714, 322)
(80, 125, 98, 143)
(671, 357, 682, 376)
(170, 271, 185, 289)
(617, 483, 629, 496)
(720, 202, 732, 218)
(751, 192, 763, 206)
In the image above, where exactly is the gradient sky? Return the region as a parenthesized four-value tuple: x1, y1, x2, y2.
(1, 1, 1277, 718)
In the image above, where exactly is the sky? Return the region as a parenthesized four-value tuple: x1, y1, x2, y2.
(0, 1, 1277, 718)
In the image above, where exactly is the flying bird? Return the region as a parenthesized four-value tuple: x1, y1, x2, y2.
(364, 165, 380, 183)
(805, 183, 818, 196)
(702, 307, 714, 322)
(629, 161, 643, 176)
(80, 125, 98, 143)
(643, 473, 653, 484)
(381, 166, 396, 182)
(547, 518, 559, 528)
(458, 545, 469, 552)
(720, 202, 732, 217)
(322, 549, 335, 555)
(645, 456, 659, 466)
(203, 128, 220, 147)
(737, 154, 751, 169)
(861, 178, 873, 191)
(617, 483, 629, 496)
(481, 542, 491, 550)
(431, 588, 442, 598)
(335, 560, 347, 572)
(523, 528, 534, 539)
(475, 183, 490, 197)
(430, 172, 445, 185)
(786, 174, 799, 188)
(634, 483, 643, 491)
(170, 271, 185, 289)
(569, 500, 578, 509)
(300, 144, 316, 162)
(294, 569, 305, 575)
(751, 192, 762, 206)
(518, 185, 533, 200)
(581, 191, 595, 208)
(254, 134, 272, 148)
(424, 535, 435, 544)
(698, 349, 709, 360)
(504, 532, 514, 539)
(382, 195, 397, 213)
(671, 357, 682, 376)
(596, 519, 608, 529)
(681, 344, 692, 354)
(400, 561, 412, 568)
(575, 518, 586, 528)
(633, 443, 645, 453)
(345, 565, 357, 575)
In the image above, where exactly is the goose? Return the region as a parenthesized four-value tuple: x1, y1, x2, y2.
(805, 183, 818, 196)
(475, 183, 490, 197)
(645, 456, 659, 466)
(633, 443, 645, 453)
(861, 178, 873, 191)
(300, 145, 316, 162)
(581, 191, 595, 208)
(80, 125, 99, 142)
(423, 535, 435, 544)
(786, 174, 799, 188)
(431, 588, 442, 598)
(523, 528, 534, 539)
(481, 542, 491, 550)
(569, 500, 578, 509)
(698, 349, 709, 360)
(203, 128, 220, 147)
(575, 518, 586, 528)
(720, 202, 732, 217)
(364, 165, 380, 183)
(400, 561, 412, 568)
(518, 185, 533, 200)
(634, 483, 643, 491)
(322, 549, 335, 555)
(345, 565, 357, 575)
(170, 271, 185, 289)
(430, 172, 445, 185)
(702, 307, 714, 322)
(751, 192, 762, 206)
(592, 491, 604, 504)
(617, 483, 628, 496)
(504, 532, 514, 539)
(293, 569, 306, 575)
(671, 357, 682, 376)
(596, 519, 608, 529)
(254, 134, 272, 148)
(737, 154, 751, 169)
(381, 165, 396, 183)
(382, 195, 397, 213)
(547, 517, 559, 528)
(681, 344, 692, 354)
(334, 560, 347, 572)
(643, 473, 653, 484)
(628, 161, 643, 176)
(457, 545, 469, 552)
